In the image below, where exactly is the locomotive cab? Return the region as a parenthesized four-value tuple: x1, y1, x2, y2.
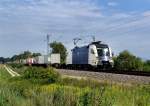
(89, 41, 114, 68)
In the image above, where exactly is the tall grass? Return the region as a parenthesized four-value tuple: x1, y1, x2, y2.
(0, 66, 149, 106)
(0, 82, 149, 106)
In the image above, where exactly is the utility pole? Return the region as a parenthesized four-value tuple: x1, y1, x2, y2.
(46, 34, 51, 55)
(92, 36, 96, 42)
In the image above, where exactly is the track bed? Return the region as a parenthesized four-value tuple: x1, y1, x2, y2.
(56, 69, 150, 84)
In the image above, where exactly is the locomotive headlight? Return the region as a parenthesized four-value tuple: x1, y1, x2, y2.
(109, 59, 114, 66)
(109, 59, 113, 63)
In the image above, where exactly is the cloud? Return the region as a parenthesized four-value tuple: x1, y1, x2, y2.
(0, 0, 102, 55)
(0, 0, 150, 59)
(142, 11, 150, 16)
(107, 2, 118, 7)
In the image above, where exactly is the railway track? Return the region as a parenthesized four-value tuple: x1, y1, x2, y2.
(56, 69, 150, 84)
(93, 69, 150, 77)
(57, 66, 150, 77)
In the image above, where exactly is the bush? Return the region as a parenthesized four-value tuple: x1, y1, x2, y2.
(143, 65, 150, 72)
(23, 67, 60, 84)
(143, 60, 150, 72)
(114, 50, 143, 71)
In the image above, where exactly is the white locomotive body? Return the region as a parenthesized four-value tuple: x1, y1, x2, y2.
(71, 41, 114, 68)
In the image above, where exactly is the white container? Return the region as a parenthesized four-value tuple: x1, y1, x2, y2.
(66, 52, 72, 64)
(35, 56, 45, 64)
(34, 54, 60, 64)
(49, 54, 60, 64)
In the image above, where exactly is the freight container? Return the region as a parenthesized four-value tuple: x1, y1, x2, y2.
(22, 59, 27, 64)
(66, 52, 72, 64)
(27, 58, 35, 64)
(49, 54, 60, 64)
(34, 54, 60, 64)
(35, 56, 45, 64)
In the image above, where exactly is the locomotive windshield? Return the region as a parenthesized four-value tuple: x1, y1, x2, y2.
(96, 44, 110, 57)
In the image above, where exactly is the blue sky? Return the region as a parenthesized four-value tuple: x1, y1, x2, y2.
(0, 0, 150, 59)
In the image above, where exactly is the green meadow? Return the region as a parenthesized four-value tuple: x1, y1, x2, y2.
(0, 65, 149, 106)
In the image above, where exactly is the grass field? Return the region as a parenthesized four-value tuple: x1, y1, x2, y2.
(0, 65, 149, 106)
(0, 65, 11, 80)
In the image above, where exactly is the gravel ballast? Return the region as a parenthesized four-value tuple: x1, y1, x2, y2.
(56, 69, 150, 84)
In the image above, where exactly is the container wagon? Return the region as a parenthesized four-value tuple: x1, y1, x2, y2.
(25, 54, 60, 66)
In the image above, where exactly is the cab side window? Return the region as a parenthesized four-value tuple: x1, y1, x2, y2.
(91, 49, 95, 54)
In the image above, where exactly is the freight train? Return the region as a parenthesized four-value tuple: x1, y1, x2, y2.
(23, 54, 60, 67)
(23, 41, 114, 69)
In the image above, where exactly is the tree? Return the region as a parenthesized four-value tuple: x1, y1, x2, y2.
(22, 51, 32, 59)
(50, 41, 67, 64)
(145, 60, 150, 65)
(114, 50, 143, 71)
(10, 51, 41, 62)
(11, 55, 19, 61)
(0, 57, 11, 63)
(32, 53, 41, 57)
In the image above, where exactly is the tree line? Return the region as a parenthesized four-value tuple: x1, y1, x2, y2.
(0, 51, 41, 63)
(114, 50, 150, 71)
